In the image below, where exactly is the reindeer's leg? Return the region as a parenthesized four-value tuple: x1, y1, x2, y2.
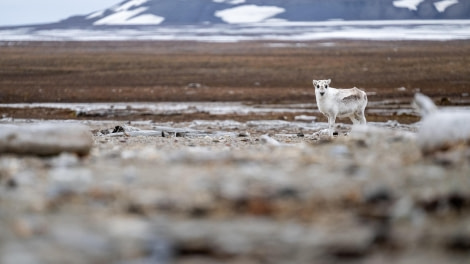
(349, 114, 360, 125)
(357, 108, 366, 124)
(358, 101, 367, 124)
(327, 114, 336, 137)
(359, 113, 366, 124)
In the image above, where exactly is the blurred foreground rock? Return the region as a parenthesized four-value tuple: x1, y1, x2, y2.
(0, 118, 469, 264)
(414, 93, 470, 154)
(0, 123, 92, 156)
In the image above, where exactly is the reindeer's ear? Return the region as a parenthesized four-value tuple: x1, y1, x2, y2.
(327, 79, 331, 85)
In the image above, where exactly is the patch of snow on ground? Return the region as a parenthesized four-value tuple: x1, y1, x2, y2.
(0, 102, 318, 116)
(94, 7, 149, 25)
(215, 5, 285, 24)
(434, 0, 459, 12)
(393, 0, 425, 11)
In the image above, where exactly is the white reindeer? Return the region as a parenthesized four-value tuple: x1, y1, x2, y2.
(313, 79, 368, 137)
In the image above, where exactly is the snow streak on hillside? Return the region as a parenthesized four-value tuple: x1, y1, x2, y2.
(91, 0, 165, 25)
(215, 5, 285, 24)
(393, 0, 459, 12)
(78, 0, 467, 26)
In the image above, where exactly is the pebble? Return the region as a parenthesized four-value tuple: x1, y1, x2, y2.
(238, 131, 250, 137)
(48, 153, 81, 168)
(259, 135, 281, 146)
(329, 145, 349, 157)
(47, 167, 93, 198)
(445, 233, 470, 251)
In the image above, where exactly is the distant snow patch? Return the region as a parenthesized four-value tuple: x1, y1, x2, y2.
(94, 7, 163, 25)
(94, 7, 146, 25)
(393, 0, 425, 11)
(213, 0, 246, 4)
(126, 14, 165, 25)
(86, 10, 105, 20)
(114, 0, 149, 12)
(215, 5, 285, 24)
(434, 0, 459, 12)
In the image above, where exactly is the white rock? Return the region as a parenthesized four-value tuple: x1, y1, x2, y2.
(48, 153, 81, 168)
(0, 123, 92, 156)
(414, 93, 470, 153)
(417, 111, 470, 153)
(260, 135, 281, 146)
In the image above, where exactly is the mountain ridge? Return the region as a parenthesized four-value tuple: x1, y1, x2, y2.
(52, 0, 469, 28)
(1, 0, 469, 42)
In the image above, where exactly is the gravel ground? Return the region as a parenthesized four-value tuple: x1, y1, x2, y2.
(1, 117, 469, 264)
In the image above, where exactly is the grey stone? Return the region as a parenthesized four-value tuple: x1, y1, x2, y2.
(0, 123, 92, 156)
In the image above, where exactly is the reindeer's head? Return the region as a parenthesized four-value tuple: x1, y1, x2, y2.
(313, 79, 331, 97)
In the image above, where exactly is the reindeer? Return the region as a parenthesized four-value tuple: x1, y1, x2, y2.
(313, 79, 367, 137)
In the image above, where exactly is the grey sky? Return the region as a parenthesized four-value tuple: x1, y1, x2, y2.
(0, 0, 122, 26)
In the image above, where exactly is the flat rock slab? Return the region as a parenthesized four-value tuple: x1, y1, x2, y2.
(0, 123, 92, 156)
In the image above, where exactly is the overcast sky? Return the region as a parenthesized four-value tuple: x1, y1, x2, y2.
(0, 0, 122, 26)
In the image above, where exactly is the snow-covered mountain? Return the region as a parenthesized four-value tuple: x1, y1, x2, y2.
(2, 0, 469, 42)
(57, 0, 469, 27)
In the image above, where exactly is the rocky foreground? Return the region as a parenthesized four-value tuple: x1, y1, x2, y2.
(0, 117, 469, 264)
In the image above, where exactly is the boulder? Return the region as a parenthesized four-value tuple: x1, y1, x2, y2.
(0, 123, 93, 156)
